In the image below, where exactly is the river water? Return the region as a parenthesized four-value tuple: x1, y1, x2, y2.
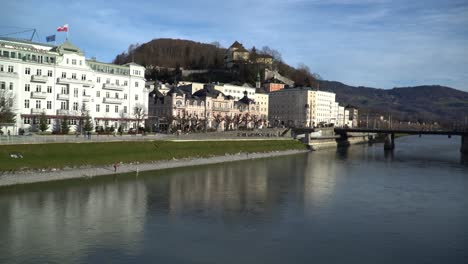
(1, 135, 467, 263)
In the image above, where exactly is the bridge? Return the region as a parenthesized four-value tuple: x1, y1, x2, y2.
(293, 127, 468, 153)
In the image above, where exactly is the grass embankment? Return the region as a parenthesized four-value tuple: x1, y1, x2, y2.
(0, 140, 306, 171)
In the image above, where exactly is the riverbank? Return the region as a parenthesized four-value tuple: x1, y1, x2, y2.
(0, 140, 308, 187)
(0, 149, 309, 187)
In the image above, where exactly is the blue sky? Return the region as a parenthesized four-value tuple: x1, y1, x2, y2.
(2, 0, 468, 91)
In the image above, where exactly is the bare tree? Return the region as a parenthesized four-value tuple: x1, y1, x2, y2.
(224, 115, 233, 131)
(0, 89, 15, 133)
(260, 46, 283, 62)
(214, 114, 224, 130)
(119, 109, 128, 131)
(133, 103, 146, 133)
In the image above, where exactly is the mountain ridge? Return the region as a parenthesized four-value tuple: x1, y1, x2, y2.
(318, 80, 468, 124)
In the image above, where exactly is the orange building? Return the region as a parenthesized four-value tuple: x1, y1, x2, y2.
(264, 81, 285, 93)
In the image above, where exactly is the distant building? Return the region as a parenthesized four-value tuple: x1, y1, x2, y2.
(254, 88, 269, 120)
(345, 105, 359, 128)
(225, 41, 250, 68)
(148, 86, 266, 132)
(177, 81, 205, 93)
(225, 41, 274, 68)
(211, 83, 256, 101)
(263, 79, 285, 93)
(269, 88, 353, 128)
(269, 88, 314, 127)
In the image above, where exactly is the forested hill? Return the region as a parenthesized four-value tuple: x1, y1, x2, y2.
(113, 38, 225, 69)
(113, 38, 318, 87)
(319, 81, 468, 123)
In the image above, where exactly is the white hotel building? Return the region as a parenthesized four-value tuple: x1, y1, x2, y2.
(0, 37, 147, 134)
(269, 88, 354, 128)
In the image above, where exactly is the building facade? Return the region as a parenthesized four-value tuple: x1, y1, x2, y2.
(269, 87, 356, 128)
(148, 86, 266, 132)
(0, 37, 148, 134)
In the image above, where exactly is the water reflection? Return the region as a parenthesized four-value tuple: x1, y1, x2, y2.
(0, 180, 147, 263)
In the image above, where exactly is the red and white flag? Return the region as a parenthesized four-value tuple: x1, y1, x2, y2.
(57, 24, 69, 32)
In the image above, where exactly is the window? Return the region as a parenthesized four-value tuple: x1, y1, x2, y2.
(97, 77, 101, 83)
(72, 59, 76, 65)
(106, 92, 109, 98)
(25, 68, 31, 74)
(0, 82, 4, 89)
(36, 85, 41, 92)
(115, 105, 118, 113)
(106, 78, 110, 84)
(115, 92, 119, 99)
(24, 117, 30, 124)
(61, 101, 67, 110)
(124, 93, 127, 99)
(0, 65, 3, 71)
(135, 94, 138, 100)
(96, 104, 100, 112)
(74, 88, 78, 97)
(61, 86, 68, 94)
(96, 91, 100, 97)
(105, 105, 109, 113)
(124, 80, 128, 86)
(35, 100, 41, 109)
(25, 84, 30, 91)
(79, 60, 82, 66)
(66, 58, 69, 64)
(9, 82, 13, 90)
(47, 70, 52, 77)
(81, 74, 86, 81)
(47, 101, 52, 109)
(116, 79, 119, 85)
(37, 69, 42, 76)
(83, 89, 86, 96)
(47, 86, 52, 93)
(8, 66, 13, 73)
(73, 102, 78, 111)
(124, 106, 127, 113)
(61, 72, 66, 78)
(135, 81, 139, 87)
(72, 73, 76, 79)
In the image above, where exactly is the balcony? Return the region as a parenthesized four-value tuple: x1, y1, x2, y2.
(102, 83, 125, 91)
(103, 97, 123, 104)
(30, 91, 47, 99)
(31, 75, 48, 83)
(31, 108, 46, 115)
(57, 77, 93, 87)
(56, 93, 69, 100)
(212, 107, 231, 112)
(56, 109, 79, 116)
(0, 71, 18, 78)
(82, 94, 91, 102)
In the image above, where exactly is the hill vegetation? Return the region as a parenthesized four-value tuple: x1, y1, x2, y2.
(113, 38, 318, 87)
(319, 81, 468, 124)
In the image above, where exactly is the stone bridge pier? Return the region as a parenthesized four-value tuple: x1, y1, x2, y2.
(384, 133, 395, 150)
(461, 135, 468, 154)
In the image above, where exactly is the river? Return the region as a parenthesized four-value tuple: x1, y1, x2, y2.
(1, 135, 467, 263)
